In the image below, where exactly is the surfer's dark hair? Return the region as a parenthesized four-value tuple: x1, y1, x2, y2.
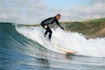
(56, 14, 61, 16)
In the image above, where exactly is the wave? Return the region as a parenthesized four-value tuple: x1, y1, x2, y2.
(16, 23, 105, 57)
(1, 23, 105, 57)
(0, 23, 63, 60)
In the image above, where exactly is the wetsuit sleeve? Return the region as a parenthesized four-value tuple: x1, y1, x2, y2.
(56, 20, 64, 30)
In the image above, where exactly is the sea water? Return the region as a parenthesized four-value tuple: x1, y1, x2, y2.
(0, 23, 105, 70)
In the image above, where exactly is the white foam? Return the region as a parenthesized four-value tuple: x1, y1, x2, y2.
(16, 26, 105, 57)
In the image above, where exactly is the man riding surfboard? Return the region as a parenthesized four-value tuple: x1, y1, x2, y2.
(41, 14, 65, 41)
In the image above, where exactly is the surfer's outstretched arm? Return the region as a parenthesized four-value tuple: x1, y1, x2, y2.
(56, 21, 67, 32)
(56, 20, 64, 30)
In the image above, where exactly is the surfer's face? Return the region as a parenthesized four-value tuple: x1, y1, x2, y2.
(56, 15, 61, 20)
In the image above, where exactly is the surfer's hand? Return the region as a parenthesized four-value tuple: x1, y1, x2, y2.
(44, 25, 48, 29)
(64, 30, 67, 32)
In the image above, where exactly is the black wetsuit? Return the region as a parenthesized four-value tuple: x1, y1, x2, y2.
(41, 16, 64, 40)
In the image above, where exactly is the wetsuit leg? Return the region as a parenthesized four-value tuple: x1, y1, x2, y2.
(41, 23, 48, 37)
(44, 30, 48, 36)
(45, 26, 52, 40)
(41, 23, 52, 40)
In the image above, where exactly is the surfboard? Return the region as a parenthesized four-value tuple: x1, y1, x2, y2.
(50, 42, 77, 54)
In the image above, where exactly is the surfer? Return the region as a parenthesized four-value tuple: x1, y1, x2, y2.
(41, 14, 65, 41)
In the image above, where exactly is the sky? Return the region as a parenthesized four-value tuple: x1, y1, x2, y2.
(45, 0, 90, 8)
(0, 0, 105, 24)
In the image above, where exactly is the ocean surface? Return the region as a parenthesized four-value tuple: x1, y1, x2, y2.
(0, 23, 105, 70)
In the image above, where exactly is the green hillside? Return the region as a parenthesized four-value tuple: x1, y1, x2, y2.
(61, 18, 105, 38)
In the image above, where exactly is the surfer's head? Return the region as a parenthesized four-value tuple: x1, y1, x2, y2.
(56, 14, 61, 20)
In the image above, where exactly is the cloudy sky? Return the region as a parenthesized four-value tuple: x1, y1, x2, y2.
(0, 0, 105, 24)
